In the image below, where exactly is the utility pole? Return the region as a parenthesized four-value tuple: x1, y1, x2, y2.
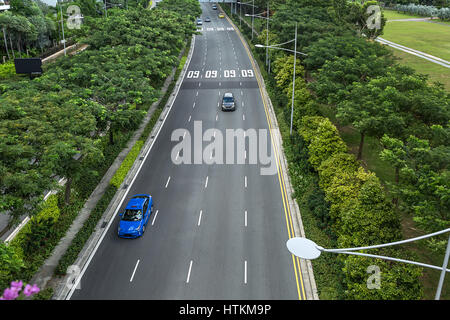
(266, 1, 269, 69)
(289, 22, 297, 135)
(239, 1, 242, 28)
(59, 0, 66, 56)
(2, 27, 9, 60)
(251, 0, 254, 40)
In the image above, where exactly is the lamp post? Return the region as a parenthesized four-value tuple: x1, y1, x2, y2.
(255, 22, 306, 135)
(58, 0, 66, 56)
(246, 2, 270, 73)
(287, 228, 450, 300)
(252, 0, 254, 40)
(238, 0, 256, 30)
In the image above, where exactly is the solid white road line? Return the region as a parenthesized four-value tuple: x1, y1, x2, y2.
(198, 210, 203, 226)
(151, 210, 159, 226)
(186, 260, 193, 283)
(165, 176, 171, 188)
(130, 260, 140, 282)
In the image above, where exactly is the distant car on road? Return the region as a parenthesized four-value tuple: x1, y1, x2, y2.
(221, 92, 236, 111)
(205, 16, 211, 22)
(196, 18, 203, 25)
(218, 12, 224, 18)
(118, 194, 153, 239)
(212, 4, 217, 10)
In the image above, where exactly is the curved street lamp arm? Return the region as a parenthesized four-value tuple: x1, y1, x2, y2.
(261, 45, 307, 56)
(323, 228, 450, 253)
(334, 250, 450, 273)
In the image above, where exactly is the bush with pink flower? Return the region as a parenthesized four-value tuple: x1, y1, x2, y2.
(0, 281, 40, 300)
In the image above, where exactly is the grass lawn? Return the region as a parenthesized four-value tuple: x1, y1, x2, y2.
(383, 9, 423, 20)
(385, 48, 450, 91)
(382, 21, 450, 61)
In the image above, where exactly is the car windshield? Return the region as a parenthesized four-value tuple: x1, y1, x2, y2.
(223, 97, 234, 103)
(122, 209, 142, 221)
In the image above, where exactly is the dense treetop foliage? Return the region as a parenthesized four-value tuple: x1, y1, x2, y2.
(0, 0, 199, 224)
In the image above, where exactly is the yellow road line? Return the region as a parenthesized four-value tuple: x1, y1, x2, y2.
(225, 12, 306, 300)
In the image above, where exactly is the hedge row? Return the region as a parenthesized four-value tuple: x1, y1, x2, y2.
(298, 116, 423, 299)
(110, 141, 145, 189)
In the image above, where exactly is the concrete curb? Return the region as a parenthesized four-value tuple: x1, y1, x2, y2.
(50, 34, 196, 300)
(222, 5, 319, 300)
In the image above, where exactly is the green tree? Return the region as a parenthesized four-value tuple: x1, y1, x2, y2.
(0, 242, 25, 291)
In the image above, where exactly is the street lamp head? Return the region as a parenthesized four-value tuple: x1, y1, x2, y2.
(255, 44, 264, 48)
(286, 237, 323, 260)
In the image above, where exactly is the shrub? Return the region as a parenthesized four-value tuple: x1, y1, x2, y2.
(299, 116, 348, 169)
(0, 62, 16, 79)
(0, 243, 25, 292)
(338, 174, 401, 248)
(318, 153, 360, 192)
(110, 140, 144, 189)
(55, 184, 118, 276)
(342, 248, 423, 300)
(9, 194, 60, 260)
(324, 167, 373, 226)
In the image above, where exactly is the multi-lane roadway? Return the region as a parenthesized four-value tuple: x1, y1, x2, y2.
(70, 3, 308, 300)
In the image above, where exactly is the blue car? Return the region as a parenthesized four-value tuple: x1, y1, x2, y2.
(118, 194, 153, 239)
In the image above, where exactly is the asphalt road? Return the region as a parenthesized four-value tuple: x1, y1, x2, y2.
(70, 3, 306, 300)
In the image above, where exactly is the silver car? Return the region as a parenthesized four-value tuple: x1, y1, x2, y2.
(221, 92, 236, 111)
